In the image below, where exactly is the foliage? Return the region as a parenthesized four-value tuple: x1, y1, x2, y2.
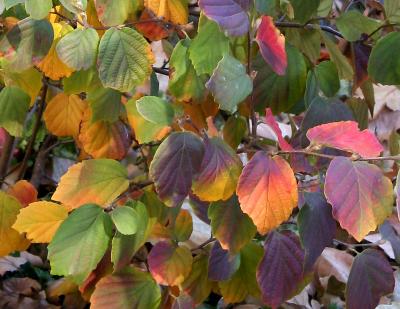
(0, 0, 399, 308)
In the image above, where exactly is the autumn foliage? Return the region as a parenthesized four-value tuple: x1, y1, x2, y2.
(0, 0, 400, 308)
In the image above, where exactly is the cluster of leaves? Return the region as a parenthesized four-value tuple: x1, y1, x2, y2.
(0, 0, 399, 308)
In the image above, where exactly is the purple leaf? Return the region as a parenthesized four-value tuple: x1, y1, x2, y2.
(298, 192, 337, 272)
(257, 231, 305, 309)
(346, 249, 394, 309)
(208, 241, 240, 281)
(198, 0, 250, 36)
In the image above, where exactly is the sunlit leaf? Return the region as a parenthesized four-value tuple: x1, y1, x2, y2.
(206, 54, 252, 113)
(110, 206, 139, 235)
(52, 159, 129, 210)
(208, 196, 256, 254)
(324, 157, 393, 241)
(148, 241, 193, 286)
(95, 0, 136, 26)
(25, 0, 52, 20)
(171, 209, 193, 242)
(7, 180, 37, 207)
(257, 231, 305, 308)
(145, 0, 188, 24)
(60, 0, 87, 13)
(43, 93, 87, 137)
(256, 15, 287, 75)
(149, 132, 204, 207)
(264, 108, 293, 151)
(90, 267, 161, 309)
(136, 96, 174, 126)
(307, 121, 384, 158)
(237, 152, 298, 235)
(192, 137, 242, 202)
(346, 249, 394, 309)
(12, 201, 68, 243)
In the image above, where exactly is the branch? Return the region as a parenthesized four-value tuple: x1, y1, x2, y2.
(0, 132, 15, 181)
(152, 66, 169, 76)
(191, 237, 216, 252)
(333, 238, 385, 248)
(275, 21, 343, 38)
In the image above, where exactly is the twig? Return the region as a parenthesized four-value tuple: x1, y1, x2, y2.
(334, 238, 385, 248)
(0, 132, 15, 180)
(153, 67, 169, 76)
(275, 21, 343, 38)
(17, 81, 48, 180)
(191, 237, 216, 252)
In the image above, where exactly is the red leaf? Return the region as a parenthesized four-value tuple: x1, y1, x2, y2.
(306, 121, 383, 158)
(256, 16, 287, 76)
(346, 249, 394, 309)
(264, 108, 293, 151)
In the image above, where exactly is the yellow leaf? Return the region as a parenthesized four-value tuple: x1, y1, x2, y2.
(12, 201, 68, 243)
(78, 108, 131, 160)
(0, 191, 30, 256)
(44, 93, 87, 137)
(37, 22, 75, 80)
(145, 0, 188, 24)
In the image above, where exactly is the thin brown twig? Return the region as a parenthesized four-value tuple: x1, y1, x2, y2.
(0, 132, 15, 180)
(191, 237, 216, 252)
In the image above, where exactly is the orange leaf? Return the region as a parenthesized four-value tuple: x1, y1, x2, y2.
(135, 9, 170, 41)
(44, 93, 87, 138)
(237, 152, 298, 235)
(145, 0, 188, 24)
(7, 180, 37, 207)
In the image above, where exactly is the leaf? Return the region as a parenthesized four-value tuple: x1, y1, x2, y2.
(36, 22, 75, 80)
(97, 27, 154, 92)
(321, 32, 353, 80)
(208, 196, 256, 254)
(385, 0, 400, 23)
(135, 9, 170, 41)
(223, 115, 247, 149)
(219, 242, 263, 303)
(237, 152, 298, 235)
(256, 231, 305, 309)
(208, 241, 240, 281)
(0, 18, 54, 71)
(182, 254, 212, 304)
(87, 87, 123, 123)
(48, 204, 112, 284)
(90, 267, 161, 309)
(198, 0, 249, 36)
(126, 98, 170, 144)
(94, 0, 136, 26)
(63, 67, 101, 95)
(314, 60, 340, 97)
(52, 159, 129, 210)
(346, 249, 394, 309)
(306, 121, 384, 158)
(149, 132, 204, 207)
(285, 28, 320, 64)
(253, 45, 307, 113)
(336, 11, 381, 42)
(288, 0, 320, 23)
(264, 108, 293, 151)
(206, 54, 253, 113)
(256, 15, 287, 75)
(7, 180, 37, 207)
(168, 38, 207, 102)
(189, 13, 230, 75)
(110, 206, 138, 235)
(0, 191, 29, 257)
(298, 192, 336, 272)
(43, 93, 87, 137)
(324, 157, 394, 241)
(60, 0, 87, 13)
(0, 86, 30, 137)
(56, 27, 99, 70)
(396, 170, 400, 220)
(368, 32, 400, 85)
(25, 0, 52, 19)
(192, 137, 242, 202)
(136, 96, 174, 126)
(171, 209, 193, 242)
(148, 241, 193, 286)
(78, 108, 131, 160)
(145, 0, 188, 24)
(12, 201, 68, 243)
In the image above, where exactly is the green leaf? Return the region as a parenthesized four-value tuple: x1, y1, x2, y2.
(189, 13, 230, 75)
(63, 67, 101, 95)
(318, 0, 333, 17)
(48, 204, 113, 284)
(87, 87, 124, 123)
(321, 32, 353, 80)
(336, 11, 381, 42)
(206, 54, 253, 113)
(169, 38, 207, 102)
(368, 32, 400, 85)
(110, 206, 139, 235)
(4, 0, 24, 10)
(253, 44, 307, 113)
(90, 267, 161, 309)
(304, 70, 318, 108)
(56, 28, 99, 70)
(0, 18, 54, 71)
(223, 115, 247, 149)
(94, 0, 136, 26)
(384, 0, 400, 23)
(25, 0, 52, 19)
(314, 60, 340, 97)
(136, 96, 174, 126)
(289, 0, 320, 23)
(60, 0, 87, 13)
(97, 27, 153, 92)
(0, 86, 30, 136)
(285, 28, 321, 64)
